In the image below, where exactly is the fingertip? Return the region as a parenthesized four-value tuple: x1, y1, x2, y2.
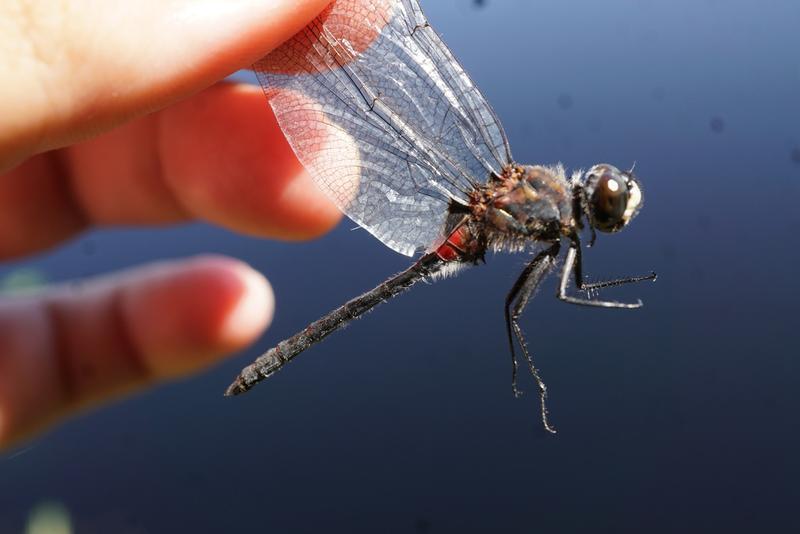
(159, 83, 342, 240)
(120, 256, 272, 378)
(279, 171, 344, 239)
(217, 261, 274, 349)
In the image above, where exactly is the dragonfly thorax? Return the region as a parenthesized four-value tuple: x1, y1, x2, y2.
(474, 164, 575, 252)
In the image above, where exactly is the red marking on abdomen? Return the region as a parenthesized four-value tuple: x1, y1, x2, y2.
(435, 225, 470, 262)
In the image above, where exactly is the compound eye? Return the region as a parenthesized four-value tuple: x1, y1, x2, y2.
(590, 168, 630, 233)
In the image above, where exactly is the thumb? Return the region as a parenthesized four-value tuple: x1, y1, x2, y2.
(0, 0, 331, 171)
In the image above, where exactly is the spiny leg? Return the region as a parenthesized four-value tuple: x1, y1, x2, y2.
(571, 241, 657, 293)
(504, 243, 560, 433)
(504, 259, 542, 398)
(579, 273, 657, 296)
(558, 245, 646, 308)
(504, 243, 561, 396)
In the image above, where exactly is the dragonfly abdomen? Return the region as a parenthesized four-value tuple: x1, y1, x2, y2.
(225, 252, 448, 396)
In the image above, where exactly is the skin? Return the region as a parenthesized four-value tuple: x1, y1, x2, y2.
(0, 0, 341, 449)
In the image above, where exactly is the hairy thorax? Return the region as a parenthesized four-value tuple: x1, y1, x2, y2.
(476, 164, 575, 250)
(436, 165, 577, 264)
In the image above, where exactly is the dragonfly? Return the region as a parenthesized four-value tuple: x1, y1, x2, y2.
(225, 0, 656, 433)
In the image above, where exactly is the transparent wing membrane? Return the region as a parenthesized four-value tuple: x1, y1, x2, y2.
(255, 0, 511, 255)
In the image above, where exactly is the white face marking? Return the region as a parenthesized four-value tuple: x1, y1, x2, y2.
(607, 178, 620, 192)
(623, 181, 643, 221)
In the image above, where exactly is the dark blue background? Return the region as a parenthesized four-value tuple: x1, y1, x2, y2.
(2, 0, 799, 532)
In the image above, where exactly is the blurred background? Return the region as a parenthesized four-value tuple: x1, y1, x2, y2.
(2, 0, 799, 532)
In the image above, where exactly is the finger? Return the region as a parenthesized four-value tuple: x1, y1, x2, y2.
(0, 83, 342, 259)
(0, 255, 273, 448)
(0, 0, 332, 170)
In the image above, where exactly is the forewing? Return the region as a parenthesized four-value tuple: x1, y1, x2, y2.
(255, 0, 511, 256)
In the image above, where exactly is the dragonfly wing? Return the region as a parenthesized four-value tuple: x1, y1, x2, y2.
(255, 0, 511, 256)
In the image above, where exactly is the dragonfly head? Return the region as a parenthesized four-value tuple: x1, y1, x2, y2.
(582, 164, 643, 233)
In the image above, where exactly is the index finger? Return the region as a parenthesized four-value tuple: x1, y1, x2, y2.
(0, 82, 342, 259)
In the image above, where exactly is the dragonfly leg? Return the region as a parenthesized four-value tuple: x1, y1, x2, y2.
(579, 272, 657, 292)
(571, 242, 657, 292)
(558, 244, 647, 309)
(504, 243, 560, 434)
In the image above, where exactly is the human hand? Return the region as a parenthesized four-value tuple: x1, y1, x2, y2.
(0, 0, 340, 449)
